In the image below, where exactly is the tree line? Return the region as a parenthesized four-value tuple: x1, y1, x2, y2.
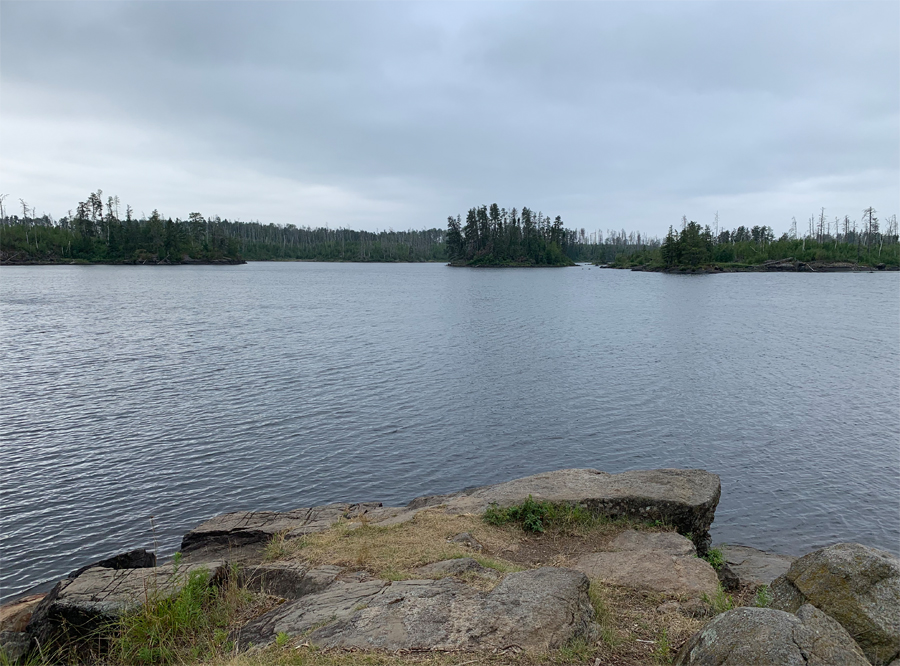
(627, 209, 899, 269)
(0, 191, 447, 263)
(2, 191, 895, 268)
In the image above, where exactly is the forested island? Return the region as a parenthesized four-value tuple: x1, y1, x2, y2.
(606, 212, 899, 272)
(1, 192, 897, 270)
(445, 204, 576, 266)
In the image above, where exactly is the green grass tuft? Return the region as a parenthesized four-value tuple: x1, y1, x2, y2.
(483, 496, 619, 534)
(702, 547, 725, 571)
(755, 584, 771, 608)
(108, 566, 250, 665)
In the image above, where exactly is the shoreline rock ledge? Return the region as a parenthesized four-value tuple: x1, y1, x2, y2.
(182, 467, 722, 559)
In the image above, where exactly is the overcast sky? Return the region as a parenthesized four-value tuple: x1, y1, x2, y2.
(2, 1, 897, 237)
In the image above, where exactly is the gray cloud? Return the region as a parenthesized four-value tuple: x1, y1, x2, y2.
(2, 1, 897, 235)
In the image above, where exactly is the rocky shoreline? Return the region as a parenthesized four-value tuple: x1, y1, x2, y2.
(2, 468, 897, 665)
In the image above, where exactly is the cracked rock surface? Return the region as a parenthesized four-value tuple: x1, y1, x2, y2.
(180, 503, 385, 556)
(237, 567, 595, 652)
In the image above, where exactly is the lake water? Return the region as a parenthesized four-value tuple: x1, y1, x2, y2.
(1, 262, 898, 602)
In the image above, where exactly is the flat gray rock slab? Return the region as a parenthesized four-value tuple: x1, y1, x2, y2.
(608, 529, 697, 556)
(181, 503, 383, 555)
(770, 542, 900, 665)
(720, 544, 794, 589)
(674, 604, 869, 665)
(438, 468, 721, 553)
(27, 561, 226, 646)
(238, 567, 596, 652)
(573, 551, 719, 598)
(573, 528, 716, 597)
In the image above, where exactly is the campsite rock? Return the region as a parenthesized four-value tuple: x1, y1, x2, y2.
(674, 604, 869, 665)
(0, 594, 46, 633)
(68, 548, 157, 578)
(241, 563, 341, 599)
(572, 529, 718, 598)
(770, 542, 900, 665)
(238, 567, 595, 652)
(717, 544, 794, 590)
(437, 468, 721, 554)
(27, 561, 226, 646)
(180, 502, 383, 556)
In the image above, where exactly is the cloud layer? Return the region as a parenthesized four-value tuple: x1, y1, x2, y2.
(2, 1, 897, 235)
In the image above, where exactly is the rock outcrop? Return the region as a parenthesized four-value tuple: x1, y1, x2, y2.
(27, 561, 226, 648)
(438, 468, 721, 554)
(572, 529, 719, 598)
(674, 604, 870, 665)
(770, 542, 900, 665)
(238, 567, 595, 652)
(718, 544, 794, 590)
(182, 468, 721, 557)
(68, 548, 157, 579)
(180, 503, 383, 556)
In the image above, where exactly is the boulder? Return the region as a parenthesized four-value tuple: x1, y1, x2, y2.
(180, 503, 383, 555)
(674, 604, 870, 665)
(437, 468, 721, 554)
(238, 567, 595, 652)
(770, 542, 900, 665)
(27, 561, 226, 646)
(241, 563, 341, 599)
(717, 544, 794, 591)
(572, 529, 719, 598)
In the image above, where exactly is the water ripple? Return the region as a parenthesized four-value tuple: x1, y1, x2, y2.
(1, 264, 898, 602)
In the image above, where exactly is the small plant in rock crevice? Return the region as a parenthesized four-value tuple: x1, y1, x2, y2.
(701, 584, 735, 615)
(702, 546, 725, 570)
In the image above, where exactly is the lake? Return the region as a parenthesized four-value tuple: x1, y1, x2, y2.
(1, 262, 898, 602)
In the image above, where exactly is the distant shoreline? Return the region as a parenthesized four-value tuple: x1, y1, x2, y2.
(600, 260, 899, 273)
(0, 258, 246, 266)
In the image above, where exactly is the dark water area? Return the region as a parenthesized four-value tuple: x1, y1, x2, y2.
(1, 262, 898, 602)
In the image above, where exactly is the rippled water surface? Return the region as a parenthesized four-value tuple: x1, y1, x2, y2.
(1, 263, 898, 601)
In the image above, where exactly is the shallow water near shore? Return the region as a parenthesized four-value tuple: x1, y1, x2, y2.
(1, 262, 898, 603)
